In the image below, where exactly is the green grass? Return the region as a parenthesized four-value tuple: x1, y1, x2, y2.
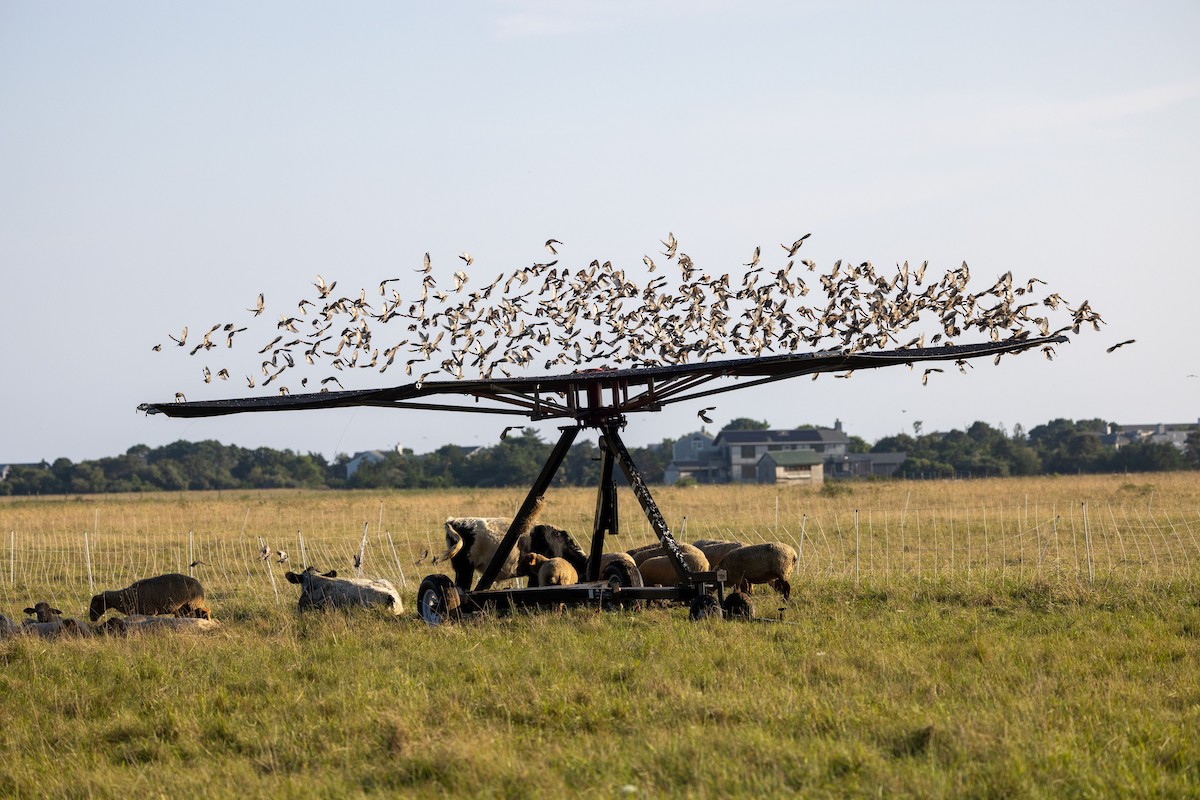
(1, 478, 1199, 797)
(2, 578, 1198, 798)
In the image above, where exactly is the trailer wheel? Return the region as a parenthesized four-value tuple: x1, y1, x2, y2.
(417, 574, 461, 626)
(722, 590, 754, 620)
(601, 558, 643, 610)
(689, 594, 723, 621)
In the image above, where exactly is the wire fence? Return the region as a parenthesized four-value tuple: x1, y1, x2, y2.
(2, 493, 1197, 618)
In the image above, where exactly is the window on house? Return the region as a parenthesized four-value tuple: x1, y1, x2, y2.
(692, 439, 703, 451)
(784, 464, 811, 473)
(740, 464, 757, 481)
(767, 445, 782, 451)
(740, 445, 756, 459)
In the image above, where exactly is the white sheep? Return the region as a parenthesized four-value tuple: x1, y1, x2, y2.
(100, 614, 222, 635)
(636, 544, 710, 586)
(717, 542, 798, 602)
(21, 602, 93, 638)
(691, 539, 746, 568)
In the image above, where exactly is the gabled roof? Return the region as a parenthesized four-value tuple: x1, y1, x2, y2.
(715, 428, 845, 446)
(758, 450, 824, 466)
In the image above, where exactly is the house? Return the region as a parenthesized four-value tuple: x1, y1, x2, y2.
(662, 429, 724, 484)
(345, 450, 388, 479)
(1105, 421, 1198, 452)
(825, 451, 908, 479)
(757, 450, 824, 485)
(0, 463, 44, 482)
(715, 421, 850, 483)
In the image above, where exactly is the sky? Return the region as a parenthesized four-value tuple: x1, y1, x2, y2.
(1, 1, 1197, 464)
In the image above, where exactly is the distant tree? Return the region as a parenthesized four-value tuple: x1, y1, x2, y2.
(722, 417, 770, 431)
(1186, 430, 1200, 470)
(847, 435, 870, 454)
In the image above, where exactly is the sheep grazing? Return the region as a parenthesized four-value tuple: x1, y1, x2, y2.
(691, 539, 746, 568)
(89, 573, 210, 622)
(436, 499, 588, 589)
(522, 553, 579, 587)
(597, 551, 641, 581)
(99, 614, 221, 635)
(285, 567, 403, 614)
(718, 542, 798, 602)
(637, 544, 710, 587)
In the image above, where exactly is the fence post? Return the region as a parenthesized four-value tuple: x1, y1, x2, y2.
(386, 531, 406, 589)
(84, 531, 94, 593)
(1082, 502, 1094, 584)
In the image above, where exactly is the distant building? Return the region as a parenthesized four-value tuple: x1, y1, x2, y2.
(662, 429, 724, 484)
(345, 450, 388, 479)
(0, 463, 44, 481)
(824, 451, 908, 479)
(757, 450, 825, 486)
(715, 422, 850, 483)
(1103, 421, 1199, 452)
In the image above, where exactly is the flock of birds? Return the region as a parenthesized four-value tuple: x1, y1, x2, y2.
(155, 234, 1112, 400)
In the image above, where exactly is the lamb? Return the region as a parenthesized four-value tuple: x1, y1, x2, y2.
(436, 500, 588, 589)
(285, 567, 403, 614)
(89, 573, 210, 621)
(636, 544, 710, 587)
(717, 542, 798, 602)
(522, 553, 579, 586)
(21, 602, 92, 638)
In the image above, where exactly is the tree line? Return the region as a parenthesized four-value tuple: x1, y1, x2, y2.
(1, 419, 1195, 496)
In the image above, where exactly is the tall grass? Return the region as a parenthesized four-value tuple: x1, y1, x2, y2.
(1, 474, 1198, 798)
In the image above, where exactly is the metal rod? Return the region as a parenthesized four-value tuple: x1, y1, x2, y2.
(601, 419, 691, 583)
(474, 425, 580, 592)
(588, 436, 619, 581)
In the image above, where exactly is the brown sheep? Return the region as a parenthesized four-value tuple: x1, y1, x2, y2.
(89, 573, 210, 622)
(718, 543, 798, 602)
(522, 553, 579, 586)
(637, 544, 710, 586)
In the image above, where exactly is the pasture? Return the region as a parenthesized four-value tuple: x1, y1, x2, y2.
(1, 474, 1198, 798)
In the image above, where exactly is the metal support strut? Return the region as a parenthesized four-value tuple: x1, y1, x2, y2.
(598, 418, 692, 583)
(473, 425, 579, 592)
(587, 434, 619, 581)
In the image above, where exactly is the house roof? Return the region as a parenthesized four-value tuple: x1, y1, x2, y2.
(715, 428, 846, 446)
(758, 450, 824, 466)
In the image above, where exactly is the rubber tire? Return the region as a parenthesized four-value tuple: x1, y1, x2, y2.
(417, 574, 461, 626)
(601, 558, 643, 611)
(689, 594, 724, 621)
(722, 590, 754, 620)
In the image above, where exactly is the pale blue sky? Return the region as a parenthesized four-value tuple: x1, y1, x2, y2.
(2, 2, 1197, 463)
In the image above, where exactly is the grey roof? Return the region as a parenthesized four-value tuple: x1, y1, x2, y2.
(715, 428, 846, 446)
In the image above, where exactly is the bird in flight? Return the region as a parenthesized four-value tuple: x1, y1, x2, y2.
(545, 239, 561, 255)
(697, 407, 716, 424)
(500, 425, 525, 440)
(1106, 339, 1135, 353)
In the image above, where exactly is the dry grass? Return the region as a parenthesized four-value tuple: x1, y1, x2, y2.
(1, 475, 1198, 798)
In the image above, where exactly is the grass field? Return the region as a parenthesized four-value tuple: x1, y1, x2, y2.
(2, 474, 1198, 797)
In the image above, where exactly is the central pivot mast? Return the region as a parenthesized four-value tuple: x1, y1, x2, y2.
(470, 375, 718, 609)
